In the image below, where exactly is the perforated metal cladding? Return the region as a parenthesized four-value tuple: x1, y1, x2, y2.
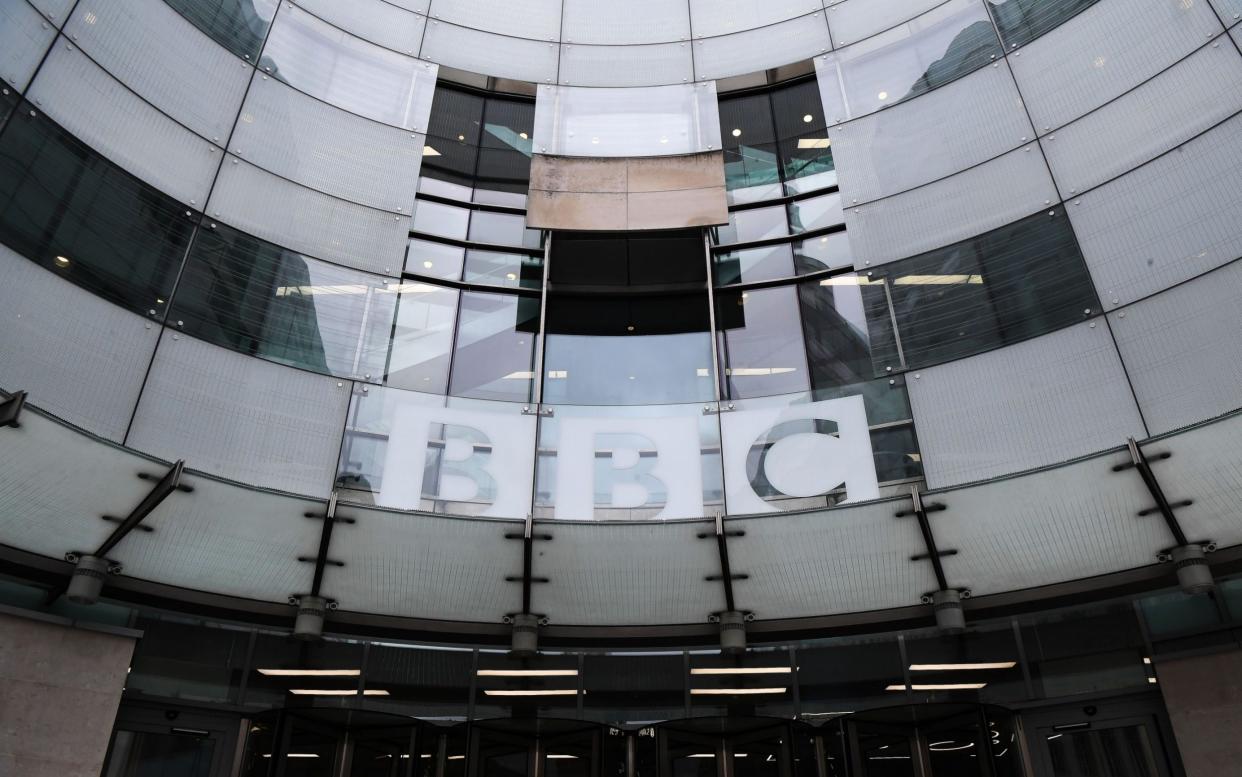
(65, 0, 250, 142)
(537, 521, 722, 624)
(558, 42, 693, 87)
(294, 0, 426, 54)
(126, 335, 351, 498)
(1007, 0, 1224, 131)
(692, 12, 832, 81)
(725, 501, 938, 618)
(928, 447, 1165, 596)
(26, 0, 74, 25)
(1212, 0, 1242, 24)
(0, 0, 56, 91)
(561, 0, 690, 44)
(1040, 39, 1242, 196)
(1109, 261, 1242, 435)
(824, 0, 945, 45)
(828, 63, 1035, 204)
(689, 0, 823, 39)
(231, 74, 424, 212)
(113, 474, 322, 603)
(324, 508, 518, 622)
(422, 20, 560, 85)
(909, 323, 1147, 488)
(428, 0, 562, 41)
(0, 409, 150, 560)
(1155, 411, 1242, 551)
(28, 42, 221, 207)
(206, 157, 411, 276)
(1069, 113, 1242, 306)
(0, 246, 159, 443)
(845, 146, 1058, 266)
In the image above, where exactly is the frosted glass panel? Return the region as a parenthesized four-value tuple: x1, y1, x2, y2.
(1007, 0, 1223, 131)
(207, 156, 411, 276)
(293, 0, 426, 54)
(1156, 412, 1242, 551)
(828, 62, 1034, 204)
(0, 0, 55, 91)
(534, 82, 721, 157)
(232, 73, 424, 212)
(428, 0, 562, 41)
(65, 0, 250, 141)
(28, 41, 220, 207)
(561, 0, 690, 44)
(559, 42, 694, 87)
(690, 0, 822, 39)
(421, 19, 560, 85)
(260, 3, 438, 130)
(826, 0, 946, 46)
(815, 0, 1001, 123)
(694, 12, 833, 81)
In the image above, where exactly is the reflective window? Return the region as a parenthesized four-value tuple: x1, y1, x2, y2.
(788, 192, 844, 234)
(713, 243, 795, 285)
(718, 78, 835, 197)
(794, 232, 852, 274)
(798, 274, 889, 391)
(421, 83, 536, 202)
(463, 248, 544, 289)
(385, 281, 459, 392)
(987, 0, 1101, 50)
(127, 615, 248, 704)
(171, 223, 396, 380)
(449, 291, 540, 403)
(875, 208, 1099, 370)
(468, 209, 542, 249)
(713, 204, 788, 245)
(582, 652, 686, 725)
(0, 107, 191, 316)
(412, 199, 470, 240)
(476, 96, 535, 203)
(716, 285, 810, 398)
(164, 0, 277, 61)
(242, 635, 365, 709)
(407, 238, 465, 280)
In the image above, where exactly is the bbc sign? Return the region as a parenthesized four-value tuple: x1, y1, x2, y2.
(376, 395, 879, 518)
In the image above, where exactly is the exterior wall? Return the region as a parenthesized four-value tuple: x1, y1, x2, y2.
(0, 608, 138, 777)
(1157, 648, 1242, 777)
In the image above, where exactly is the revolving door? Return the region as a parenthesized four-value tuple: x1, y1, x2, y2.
(469, 719, 601, 777)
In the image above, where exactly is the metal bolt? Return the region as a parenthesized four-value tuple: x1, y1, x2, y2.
(1118, 311, 1125, 318)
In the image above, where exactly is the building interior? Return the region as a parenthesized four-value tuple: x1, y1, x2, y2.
(2, 0, 1242, 775)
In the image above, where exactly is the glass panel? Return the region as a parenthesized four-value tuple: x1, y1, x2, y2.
(923, 708, 988, 776)
(473, 652, 580, 719)
(259, 4, 437, 129)
(716, 285, 811, 398)
(0, 107, 191, 316)
(719, 92, 778, 193)
(1044, 725, 1160, 777)
(688, 648, 796, 718)
(164, 0, 277, 60)
(902, 624, 1027, 705)
(797, 636, 905, 717)
(535, 401, 723, 520)
(772, 79, 835, 185)
(362, 643, 474, 720)
(712, 205, 788, 245)
(406, 238, 465, 280)
(412, 199, 470, 240)
(104, 729, 215, 777)
(986, 0, 1101, 50)
(793, 232, 852, 274)
(171, 223, 397, 380)
(385, 281, 458, 392)
(336, 386, 536, 517)
(815, 0, 1002, 123)
(543, 294, 715, 406)
(798, 273, 889, 390)
(788, 192, 844, 234)
(534, 83, 721, 157)
(127, 615, 248, 703)
(468, 209, 542, 249)
(1019, 602, 1149, 698)
(449, 291, 540, 403)
(463, 249, 544, 289)
(582, 652, 685, 724)
(713, 243, 795, 285)
(475, 147, 533, 202)
(876, 208, 1098, 370)
(870, 424, 923, 483)
(243, 635, 366, 709)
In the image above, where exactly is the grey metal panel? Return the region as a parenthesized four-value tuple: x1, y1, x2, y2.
(116, 473, 321, 603)
(427, 0, 562, 42)
(1068, 113, 1242, 307)
(561, 0, 690, 44)
(64, 0, 250, 142)
(231, 73, 424, 212)
(1108, 262, 1242, 435)
(845, 146, 1058, 267)
(28, 41, 221, 207)
(206, 156, 411, 276)
(1156, 411, 1242, 552)
(1040, 39, 1242, 196)
(0, 0, 55, 91)
(1213, 0, 1242, 25)
(690, 0, 824, 39)
(825, 0, 945, 46)
(908, 322, 1147, 488)
(0, 245, 160, 443)
(126, 335, 351, 498)
(421, 19, 560, 85)
(1007, 0, 1224, 132)
(727, 501, 939, 618)
(26, 0, 74, 25)
(693, 11, 833, 81)
(0, 409, 152, 561)
(558, 42, 694, 87)
(829, 62, 1034, 205)
(294, 0, 426, 55)
(930, 446, 1163, 596)
(326, 508, 518, 621)
(516, 520, 721, 625)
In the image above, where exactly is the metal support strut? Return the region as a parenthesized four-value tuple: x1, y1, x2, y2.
(290, 492, 353, 640)
(1115, 437, 1215, 594)
(503, 514, 552, 655)
(698, 513, 751, 653)
(897, 486, 967, 630)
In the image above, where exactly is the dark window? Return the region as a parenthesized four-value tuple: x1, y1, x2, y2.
(164, 0, 274, 60)
(987, 0, 1101, 50)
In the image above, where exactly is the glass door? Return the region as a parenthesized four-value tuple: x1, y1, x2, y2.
(1024, 699, 1182, 777)
(102, 704, 238, 777)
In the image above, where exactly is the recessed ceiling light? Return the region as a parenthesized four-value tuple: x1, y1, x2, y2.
(690, 688, 786, 695)
(885, 683, 986, 691)
(519, 132, 528, 139)
(908, 662, 1016, 671)
(423, 260, 434, 269)
(591, 137, 600, 144)
(262, 754, 319, 759)
(483, 689, 578, 696)
(802, 114, 813, 123)
(877, 91, 888, 100)
(257, 669, 360, 677)
(476, 669, 578, 677)
(457, 133, 465, 141)
(691, 667, 792, 675)
(54, 255, 70, 267)
(505, 272, 517, 280)
(288, 689, 389, 696)
(731, 128, 742, 137)
(660, 137, 669, 143)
